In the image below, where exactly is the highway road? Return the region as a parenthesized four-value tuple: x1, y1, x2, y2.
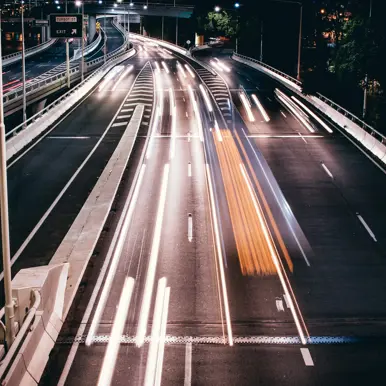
(2, 18, 123, 94)
(2, 41, 386, 385)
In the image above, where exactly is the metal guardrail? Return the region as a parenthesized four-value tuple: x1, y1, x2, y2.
(3, 18, 127, 111)
(2, 39, 58, 66)
(6, 32, 132, 139)
(73, 31, 102, 60)
(316, 93, 386, 143)
(232, 51, 386, 144)
(0, 290, 40, 377)
(232, 52, 302, 87)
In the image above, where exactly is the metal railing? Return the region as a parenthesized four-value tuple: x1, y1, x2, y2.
(73, 31, 102, 60)
(3, 18, 128, 110)
(232, 52, 302, 87)
(316, 93, 386, 143)
(0, 290, 40, 380)
(6, 38, 133, 139)
(2, 39, 58, 66)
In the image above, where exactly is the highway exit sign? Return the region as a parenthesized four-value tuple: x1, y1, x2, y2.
(50, 14, 83, 38)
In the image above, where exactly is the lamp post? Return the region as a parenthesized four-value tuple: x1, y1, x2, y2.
(363, 0, 373, 118)
(76, 1, 85, 82)
(21, 2, 27, 126)
(65, 0, 70, 88)
(0, 15, 16, 350)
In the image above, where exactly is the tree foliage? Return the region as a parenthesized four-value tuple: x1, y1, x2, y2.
(204, 11, 236, 38)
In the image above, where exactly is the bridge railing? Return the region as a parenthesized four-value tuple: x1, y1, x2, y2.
(2, 39, 58, 67)
(73, 30, 102, 59)
(3, 18, 128, 110)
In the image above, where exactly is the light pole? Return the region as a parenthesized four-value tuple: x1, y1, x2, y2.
(76, 1, 85, 82)
(363, 0, 372, 118)
(21, 2, 27, 126)
(0, 15, 16, 350)
(65, 0, 70, 88)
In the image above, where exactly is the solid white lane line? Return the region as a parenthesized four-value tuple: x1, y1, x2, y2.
(85, 165, 146, 347)
(242, 127, 311, 267)
(321, 163, 333, 179)
(154, 286, 171, 386)
(357, 213, 377, 242)
(300, 348, 314, 366)
(144, 278, 167, 386)
(188, 162, 192, 177)
(184, 342, 193, 386)
(97, 277, 135, 386)
(206, 164, 233, 346)
(46, 136, 90, 139)
(188, 214, 193, 242)
(136, 164, 170, 347)
(291, 96, 333, 133)
(240, 163, 307, 345)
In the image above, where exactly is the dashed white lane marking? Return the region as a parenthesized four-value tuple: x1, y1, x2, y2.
(188, 213, 193, 242)
(184, 342, 192, 386)
(321, 163, 334, 179)
(185, 111, 188, 118)
(188, 162, 192, 177)
(300, 348, 314, 366)
(283, 294, 290, 308)
(112, 122, 128, 127)
(357, 213, 377, 242)
(281, 110, 287, 118)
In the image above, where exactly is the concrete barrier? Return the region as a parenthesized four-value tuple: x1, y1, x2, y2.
(0, 264, 68, 385)
(50, 104, 145, 318)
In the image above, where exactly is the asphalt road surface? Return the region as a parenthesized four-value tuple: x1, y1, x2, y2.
(4, 43, 386, 385)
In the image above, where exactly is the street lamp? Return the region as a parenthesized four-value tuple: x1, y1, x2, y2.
(75, 1, 85, 82)
(143, 5, 148, 9)
(234, 2, 240, 8)
(113, 3, 117, 7)
(214, 6, 221, 12)
(130, 2, 134, 6)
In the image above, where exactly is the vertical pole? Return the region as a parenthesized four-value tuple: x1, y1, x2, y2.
(21, 4, 27, 126)
(127, 8, 130, 49)
(161, 16, 164, 40)
(176, 17, 178, 45)
(363, 0, 372, 118)
(140, 16, 143, 35)
(81, 3, 85, 82)
(66, 0, 70, 88)
(0, 17, 16, 350)
(296, 4, 303, 80)
(260, 20, 263, 62)
(104, 14, 106, 64)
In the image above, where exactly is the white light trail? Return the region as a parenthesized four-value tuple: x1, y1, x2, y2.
(85, 166, 146, 347)
(154, 286, 170, 386)
(205, 164, 233, 346)
(210, 60, 224, 72)
(161, 61, 170, 74)
(111, 65, 133, 91)
(239, 163, 307, 345)
(188, 85, 204, 142)
(184, 64, 195, 78)
(136, 164, 170, 347)
(169, 87, 176, 159)
(239, 92, 255, 122)
(98, 66, 122, 92)
(146, 106, 160, 159)
(199, 84, 213, 112)
(251, 94, 270, 122)
(275, 89, 314, 133)
(213, 119, 223, 142)
(154, 61, 161, 74)
(144, 278, 167, 386)
(214, 58, 231, 73)
(291, 96, 333, 133)
(177, 61, 187, 78)
(97, 277, 135, 386)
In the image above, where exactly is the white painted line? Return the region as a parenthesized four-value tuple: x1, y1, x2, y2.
(46, 136, 90, 139)
(136, 164, 170, 347)
(206, 164, 233, 346)
(120, 109, 134, 113)
(184, 342, 192, 386)
(112, 121, 128, 127)
(117, 115, 132, 119)
(281, 110, 287, 118)
(239, 92, 255, 122)
(188, 213, 193, 242)
(357, 213, 377, 242)
(186, 111, 189, 118)
(251, 94, 270, 122)
(188, 162, 192, 177)
(276, 299, 284, 312)
(240, 163, 307, 345)
(300, 348, 314, 366)
(85, 165, 146, 347)
(321, 163, 333, 179)
(283, 294, 290, 308)
(248, 134, 323, 139)
(144, 278, 167, 386)
(97, 277, 135, 386)
(214, 120, 223, 142)
(169, 87, 176, 160)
